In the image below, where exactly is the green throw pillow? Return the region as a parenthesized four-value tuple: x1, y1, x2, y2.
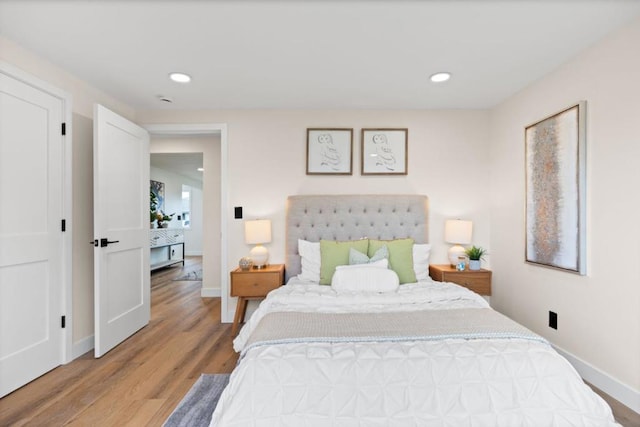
(319, 239, 369, 285)
(368, 238, 416, 284)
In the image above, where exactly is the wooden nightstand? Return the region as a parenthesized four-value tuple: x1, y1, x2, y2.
(230, 264, 285, 335)
(428, 264, 492, 296)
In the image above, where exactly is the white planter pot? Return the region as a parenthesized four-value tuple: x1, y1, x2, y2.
(469, 260, 481, 271)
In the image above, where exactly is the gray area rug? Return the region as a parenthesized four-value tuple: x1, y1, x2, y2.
(163, 373, 230, 427)
(173, 269, 202, 281)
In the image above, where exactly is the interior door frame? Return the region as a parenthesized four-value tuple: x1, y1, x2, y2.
(0, 60, 74, 364)
(144, 123, 230, 322)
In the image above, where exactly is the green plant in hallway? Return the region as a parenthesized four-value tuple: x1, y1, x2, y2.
(150, 191, 159, 226)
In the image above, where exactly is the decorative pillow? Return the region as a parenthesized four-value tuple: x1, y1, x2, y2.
(368, 238, 416, 284)
(331, 266, 399, 293)
(413, 243, 432, 281)
(319, 239, 369, 285)
(297, 239, 321, 282)
(349, 245, 389, 265)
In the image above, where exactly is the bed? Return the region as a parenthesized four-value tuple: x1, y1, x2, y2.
(211, 194, 619, 426)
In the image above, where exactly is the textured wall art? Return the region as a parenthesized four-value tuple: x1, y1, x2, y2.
(150, 180, 165, 213)
(525, 102, 586, 274)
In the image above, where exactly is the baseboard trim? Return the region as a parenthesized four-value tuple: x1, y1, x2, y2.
(553, 344, 639, 414)
(71, 335, 94, 360)
(201, 287, 221, 298)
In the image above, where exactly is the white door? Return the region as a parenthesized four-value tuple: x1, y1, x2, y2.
(93, 104, 150, 358)
(0, 72, 64, 397)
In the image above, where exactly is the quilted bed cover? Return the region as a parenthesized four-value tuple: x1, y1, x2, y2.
(210, 279, 619, 426)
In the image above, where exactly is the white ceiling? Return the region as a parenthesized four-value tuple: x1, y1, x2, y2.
(151, 152, 203, 183)
(1, 1, 639, 110)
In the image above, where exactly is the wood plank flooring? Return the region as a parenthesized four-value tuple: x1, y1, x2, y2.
(0, 257, 238, 426)
(0, 256, 637, 426)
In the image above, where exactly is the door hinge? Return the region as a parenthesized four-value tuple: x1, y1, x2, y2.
(61, 219, 66, 232)
(61, 315, 66, 328)
(61, 122, 66, 135)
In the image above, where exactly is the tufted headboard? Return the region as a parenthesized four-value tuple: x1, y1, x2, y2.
(285, 194, 429, 281)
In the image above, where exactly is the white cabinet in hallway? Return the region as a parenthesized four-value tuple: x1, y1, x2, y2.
(150, 228, 185, 270)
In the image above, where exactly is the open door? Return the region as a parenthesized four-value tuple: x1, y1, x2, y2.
(93, 104, 150, 358)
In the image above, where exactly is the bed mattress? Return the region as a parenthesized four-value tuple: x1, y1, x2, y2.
(211, 279, 618, 426)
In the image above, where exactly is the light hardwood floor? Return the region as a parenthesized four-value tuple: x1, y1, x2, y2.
(1, 256, 637, 426)
(0, 257, 238, 426)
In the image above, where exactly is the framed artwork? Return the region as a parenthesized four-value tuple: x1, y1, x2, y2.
(525, 102, 586, 274)
(306, 128, 353, 175)
(150, 180, 165, 212)
(361, 128, 408, 175)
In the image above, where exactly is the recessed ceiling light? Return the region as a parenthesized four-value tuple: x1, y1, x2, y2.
(430, 72, 451, 83)
(197, 167, 204, 172)
(169, 72, 191, 83)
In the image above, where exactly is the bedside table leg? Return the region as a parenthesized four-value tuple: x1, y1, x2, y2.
(231, 297, 248, 336)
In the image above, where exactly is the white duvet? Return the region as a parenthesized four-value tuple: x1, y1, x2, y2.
(211, 279, 618, 426)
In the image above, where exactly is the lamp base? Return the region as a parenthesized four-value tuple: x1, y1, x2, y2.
(250, 245, 269, 268)
(448, 245, 466, 267)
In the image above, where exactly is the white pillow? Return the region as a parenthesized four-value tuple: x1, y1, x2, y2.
(413, 243, 431, 281)
(335, 258, 389, 270)
(331, 265, 399, 293)
(297, 239, 321, 282)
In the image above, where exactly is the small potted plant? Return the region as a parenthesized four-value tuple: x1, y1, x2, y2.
(465, 246, 487, 271)
(150, 191, 159, 228)
(156, 211, 175, 228)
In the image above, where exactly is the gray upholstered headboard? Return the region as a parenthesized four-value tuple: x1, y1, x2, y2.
(285, 194, 429, 281)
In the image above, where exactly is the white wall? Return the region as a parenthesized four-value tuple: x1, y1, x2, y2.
(137, 109, 493, 321)
(150, 137, 221, 294)
(71, 114, 94, 345)
(186, 186, 204, 256)
(150, 165, 203, 255)
(0, 36, 134, 120)
(489, 17, 640, 408)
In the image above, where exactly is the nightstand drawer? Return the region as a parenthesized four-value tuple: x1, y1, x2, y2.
(231, 273, 280, 296)
(445, 273, 491, 295)
(429, 264, 492, 296)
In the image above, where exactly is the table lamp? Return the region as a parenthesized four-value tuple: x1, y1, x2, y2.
(444, 219, 472, 267)
(244, 219, 272, 268)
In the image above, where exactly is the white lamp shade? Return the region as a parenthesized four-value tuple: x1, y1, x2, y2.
(244, 219, 272, 244)
(444, 219, 472, 244)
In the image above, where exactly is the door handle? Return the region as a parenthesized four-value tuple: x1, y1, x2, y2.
(100, 238, 120, 247)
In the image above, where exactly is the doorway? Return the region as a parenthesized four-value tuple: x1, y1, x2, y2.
(150, 152, 204, 263)
(146, 125, 227, 311)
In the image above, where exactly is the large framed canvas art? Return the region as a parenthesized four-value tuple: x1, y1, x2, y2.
(525, 102, 586, 274)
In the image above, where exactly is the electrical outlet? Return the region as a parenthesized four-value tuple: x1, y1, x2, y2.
(234, 206, 243, 219)
(549, 311, 558, 330)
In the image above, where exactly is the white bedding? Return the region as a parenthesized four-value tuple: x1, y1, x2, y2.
(212, 279, 618, 426)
